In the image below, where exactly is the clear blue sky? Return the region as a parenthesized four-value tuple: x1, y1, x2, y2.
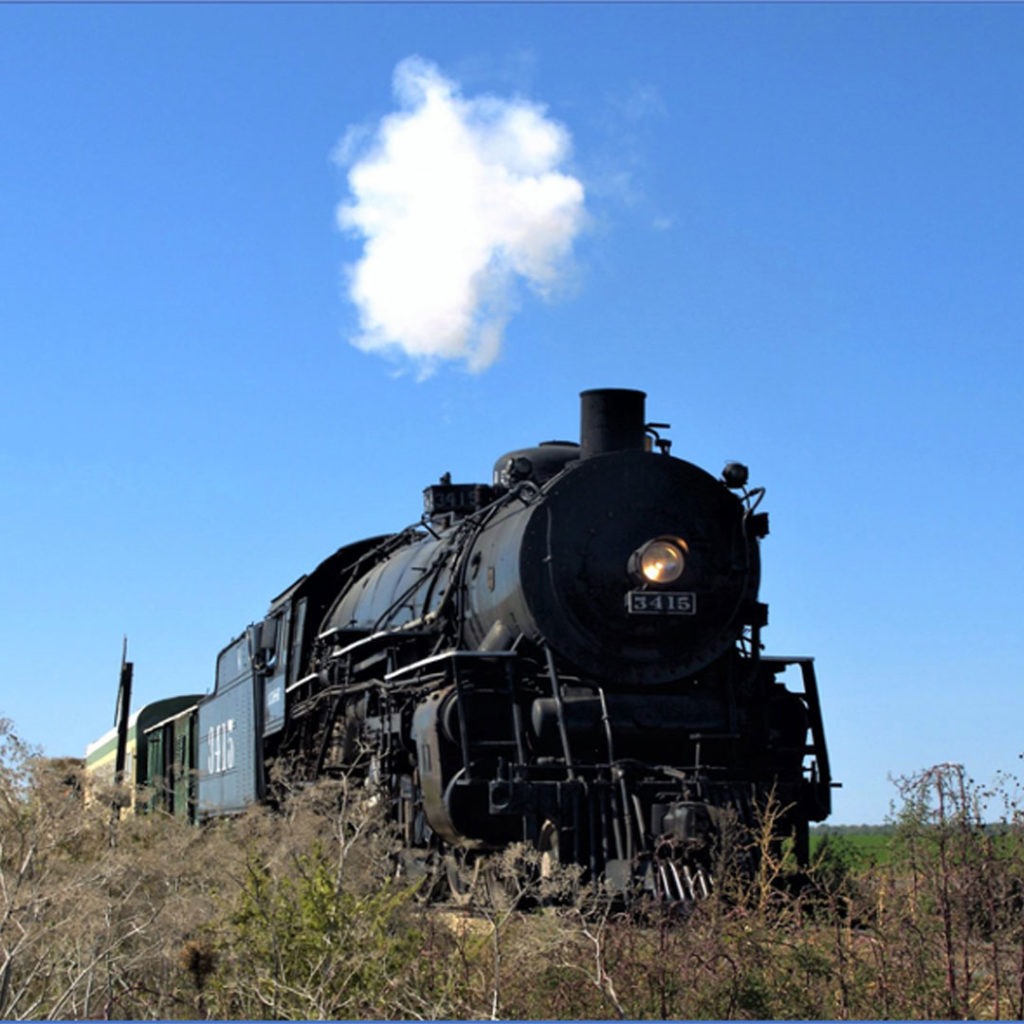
(2, 3, 1021, 824)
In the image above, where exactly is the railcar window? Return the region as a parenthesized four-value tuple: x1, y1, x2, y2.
(217, 638, 251, 690)
(262, 614, 282, 670)
(289, 599, 307, 685)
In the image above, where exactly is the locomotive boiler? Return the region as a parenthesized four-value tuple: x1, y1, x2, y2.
(89, 388, 831, 903)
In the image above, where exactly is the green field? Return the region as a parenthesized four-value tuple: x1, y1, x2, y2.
(810, 824, 894, 864)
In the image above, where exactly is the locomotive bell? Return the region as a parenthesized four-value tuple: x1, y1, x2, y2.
(579, 388, 647, 458)
(491, 442, 579, 489)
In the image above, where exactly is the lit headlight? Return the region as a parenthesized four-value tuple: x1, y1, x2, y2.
(631, 537, 688, 584)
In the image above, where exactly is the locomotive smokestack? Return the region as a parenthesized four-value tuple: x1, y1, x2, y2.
(579, 389, 647, 458)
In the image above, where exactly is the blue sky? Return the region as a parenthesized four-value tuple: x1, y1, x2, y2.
(2, 3, 1022, 824)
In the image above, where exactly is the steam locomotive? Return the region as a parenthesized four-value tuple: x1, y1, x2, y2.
(86, 388, 831, 902)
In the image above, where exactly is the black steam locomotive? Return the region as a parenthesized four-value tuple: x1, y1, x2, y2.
(88, 389, 831, 902)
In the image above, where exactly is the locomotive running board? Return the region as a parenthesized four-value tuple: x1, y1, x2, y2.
(384, 648, 517, 683)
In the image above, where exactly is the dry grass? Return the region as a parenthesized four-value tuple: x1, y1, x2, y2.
(5, 717, 1024, 1020)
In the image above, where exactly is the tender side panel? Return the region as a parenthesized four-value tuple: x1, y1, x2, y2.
(198, 635, 259, 818)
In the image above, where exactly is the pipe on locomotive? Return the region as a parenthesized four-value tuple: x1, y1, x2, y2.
(579, 388, 648, 458)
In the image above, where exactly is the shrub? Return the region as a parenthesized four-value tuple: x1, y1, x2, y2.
(9, 711, 1024, 1022)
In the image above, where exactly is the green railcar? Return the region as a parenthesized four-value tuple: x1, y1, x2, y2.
(143, 703, 199, 820)
(84, 696, 201, 817)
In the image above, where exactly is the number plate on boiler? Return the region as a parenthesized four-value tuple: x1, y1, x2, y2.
(626, 591, 697, 615)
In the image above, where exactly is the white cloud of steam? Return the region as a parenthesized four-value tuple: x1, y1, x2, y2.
(335, 57, 585, 375)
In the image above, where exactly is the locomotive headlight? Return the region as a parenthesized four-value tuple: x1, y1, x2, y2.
(631, 536, 688, 584)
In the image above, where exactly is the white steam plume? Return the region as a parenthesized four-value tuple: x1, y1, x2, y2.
(335, 57, 585, 375)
